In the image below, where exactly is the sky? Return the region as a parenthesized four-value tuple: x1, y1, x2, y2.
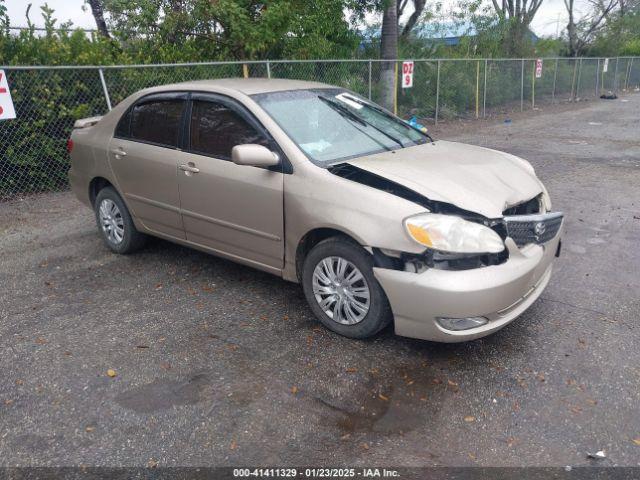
(5, 0, 589, 38)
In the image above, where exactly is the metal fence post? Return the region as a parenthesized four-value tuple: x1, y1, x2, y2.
(596, 58, 600, 97)
(552, 58, 559, 103)
(520, 59, 524, 112)
(435, 60, 441, 125)
(483, 59, 488, 118)
(266, 61, 271, 79)
(368, 60, 372, 100)
(575, 58, 583, 99)
(475, 60, 480, 118)
(393, 61, 399, 116)
(570, 59, 578, 102)
(98, 68, 112, 111)
(624, 58, 633, 90)
(531, 61, 536, 109)
(614, 57, 619, 93)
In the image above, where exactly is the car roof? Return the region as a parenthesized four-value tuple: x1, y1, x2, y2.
(146, 78, 334, 96)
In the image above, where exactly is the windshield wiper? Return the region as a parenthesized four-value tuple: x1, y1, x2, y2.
(318, 95, 367, 126)
(318, 95, 405, 149)
(339, 95, 435, 144)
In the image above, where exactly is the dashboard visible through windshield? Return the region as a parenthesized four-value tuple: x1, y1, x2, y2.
(252, 88, 429, 166)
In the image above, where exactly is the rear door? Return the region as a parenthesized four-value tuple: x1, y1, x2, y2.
(108, 93, 187, 239)
(176, 93, 284, 270)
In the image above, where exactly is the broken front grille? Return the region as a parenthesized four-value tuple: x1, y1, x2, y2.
(503, 212, 564, 247)
(503, 194, 542, 216)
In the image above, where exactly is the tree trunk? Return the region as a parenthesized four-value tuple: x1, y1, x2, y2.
(491, 0, 545, 56)
(380, 0, 398, 112)
(401, 0, 426, 38)
(565, 0, 579, 56)
(166, 0, 183, 43)
(506, 20, 525, 55)
(87, 0, 110, 39)
(566, 21, 578, 56)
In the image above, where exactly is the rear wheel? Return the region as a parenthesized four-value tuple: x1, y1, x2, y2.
(302, 237, 393, 339)
(94, 186, 146, 254)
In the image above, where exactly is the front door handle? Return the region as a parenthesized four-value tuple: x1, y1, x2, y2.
(179, 162, 200, 175)
(111, 147, 127, 159)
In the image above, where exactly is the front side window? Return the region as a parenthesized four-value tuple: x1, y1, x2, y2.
(189, 100, 269, 159)
(129, 99, 185, 148)
(252, 88, 429, 166)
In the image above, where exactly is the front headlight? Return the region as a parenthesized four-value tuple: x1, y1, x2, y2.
(404, 213, 505, 254)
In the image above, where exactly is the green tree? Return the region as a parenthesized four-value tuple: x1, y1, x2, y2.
(591, 1, 640, 55)
(101, 0, 359, 60)
(489, 0, 545, 55)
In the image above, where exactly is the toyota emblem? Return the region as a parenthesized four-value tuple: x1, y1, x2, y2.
(534, 221, 546, 236)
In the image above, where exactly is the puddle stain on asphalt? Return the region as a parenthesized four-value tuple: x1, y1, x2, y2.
(115, 372, 211, 413)
(313, 366, 444, 436)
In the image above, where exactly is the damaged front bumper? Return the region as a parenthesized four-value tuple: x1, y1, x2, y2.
(373, 222, 563, 343)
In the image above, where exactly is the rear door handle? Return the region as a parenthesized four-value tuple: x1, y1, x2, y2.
(111, 147, 127, 159)
(179, 163, 200, 175)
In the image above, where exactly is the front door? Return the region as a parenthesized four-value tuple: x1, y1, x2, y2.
(108, 93, 187, 239)
(177, 94, 284, 270)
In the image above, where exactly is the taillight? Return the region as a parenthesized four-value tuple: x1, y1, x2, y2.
(67, 139, 74, 153)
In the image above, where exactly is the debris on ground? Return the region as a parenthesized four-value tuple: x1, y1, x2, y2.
(587, 450, 606, 459)
(600, 92, 617, 100)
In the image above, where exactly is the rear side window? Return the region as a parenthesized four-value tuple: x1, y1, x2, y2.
(189, 100, 269, 159)
(115, 108, 131, 138)
(129, 99, 185, 148)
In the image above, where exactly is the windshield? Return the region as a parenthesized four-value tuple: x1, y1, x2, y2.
(252, 88, 430, 166)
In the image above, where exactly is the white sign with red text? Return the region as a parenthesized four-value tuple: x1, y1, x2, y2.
(402, 61, 414, 88)
(535, 58, 543, 78)
(0, 70, 16, 120)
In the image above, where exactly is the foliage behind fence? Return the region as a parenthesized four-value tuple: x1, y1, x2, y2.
(1, 57, 639, 199)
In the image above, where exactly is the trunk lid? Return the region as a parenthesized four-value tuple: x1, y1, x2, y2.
(73, 115, 103, 129)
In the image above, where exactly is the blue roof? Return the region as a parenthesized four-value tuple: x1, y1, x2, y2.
(358, 21, 538, 46)
(413, 21, 477, 39)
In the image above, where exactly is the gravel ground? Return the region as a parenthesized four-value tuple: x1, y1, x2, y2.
(1, 94, 639, 468)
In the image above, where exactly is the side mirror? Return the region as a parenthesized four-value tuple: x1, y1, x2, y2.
(231, 144, 279, 168)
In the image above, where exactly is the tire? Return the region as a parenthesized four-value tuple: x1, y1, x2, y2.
(302, 236, 393, 339)
(94, 186, 147, 254)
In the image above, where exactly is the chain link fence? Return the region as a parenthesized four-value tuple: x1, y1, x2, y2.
(1, 57, 639, 200)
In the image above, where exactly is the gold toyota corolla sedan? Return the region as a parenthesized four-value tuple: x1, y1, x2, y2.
(69, 78, 563, 342)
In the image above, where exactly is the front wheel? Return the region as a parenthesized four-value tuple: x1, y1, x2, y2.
(302, 237, 393, 339)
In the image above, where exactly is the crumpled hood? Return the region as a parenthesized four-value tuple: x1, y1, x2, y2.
(346, 140, 543, 218)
